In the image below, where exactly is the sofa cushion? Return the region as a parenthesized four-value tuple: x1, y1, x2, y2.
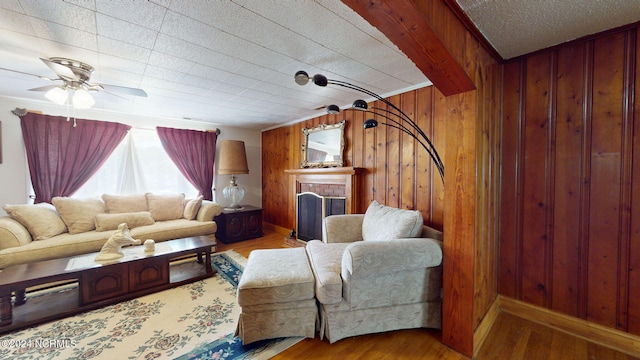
(3, 203, 67, 240)
(94, 211, 155, 232)
(52, 197, 105, 234)
(102, 194, 148, 213)
(146, 193, 185, 221)
(183, 195, 203, 220)
(361, 201, 423, 241)
(129, 219, 216, 242)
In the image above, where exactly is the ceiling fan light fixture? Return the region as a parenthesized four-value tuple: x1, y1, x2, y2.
(45, 87, 68, 105)
(72, 88, 95, 109)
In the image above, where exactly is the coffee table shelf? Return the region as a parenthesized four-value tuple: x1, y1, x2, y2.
(0, 236, 216, 334)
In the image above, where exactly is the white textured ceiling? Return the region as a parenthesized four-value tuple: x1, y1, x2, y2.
(0, 0, 430, 129)
(0, 1, 638, 130)
(456, 0, 640, 60)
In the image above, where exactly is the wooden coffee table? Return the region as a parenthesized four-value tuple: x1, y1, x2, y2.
(0, 236, 216, 333)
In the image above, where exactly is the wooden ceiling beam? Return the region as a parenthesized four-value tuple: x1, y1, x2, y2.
(341, 0, 475, 96)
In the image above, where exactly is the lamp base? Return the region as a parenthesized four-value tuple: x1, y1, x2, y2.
(222, 175, 245, 209)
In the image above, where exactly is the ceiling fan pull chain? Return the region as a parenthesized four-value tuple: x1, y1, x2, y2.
(63, 95, 77, 127)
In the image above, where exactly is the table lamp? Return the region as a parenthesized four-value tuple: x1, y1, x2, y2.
(218, 140, 249, 210)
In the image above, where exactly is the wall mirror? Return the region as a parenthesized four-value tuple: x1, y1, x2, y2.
(301, 120, 345, 168)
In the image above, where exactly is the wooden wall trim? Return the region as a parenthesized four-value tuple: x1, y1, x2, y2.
(441, 0, 503, 62)
(617, 29, 636, 332)
(577, 39, 594, 321)
(515, 59, 526, 300)
(500, 296, 640, 357)
(340, 0, 475, 96)
(441, 91, 477, 357)
(473, 296, 501, 358)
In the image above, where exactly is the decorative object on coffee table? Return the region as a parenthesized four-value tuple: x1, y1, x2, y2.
(95, 223, 141, 261)
(144, 239, 155, 253)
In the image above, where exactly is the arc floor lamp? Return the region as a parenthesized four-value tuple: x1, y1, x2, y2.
(295, 71, 444, 182)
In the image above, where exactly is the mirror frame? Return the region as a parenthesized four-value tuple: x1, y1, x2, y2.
(301, 120, 346, 168)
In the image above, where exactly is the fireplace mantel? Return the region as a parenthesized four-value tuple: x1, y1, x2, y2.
(285, 167, 365, 215)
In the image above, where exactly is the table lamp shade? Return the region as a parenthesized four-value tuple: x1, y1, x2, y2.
(218, 140, 249, 175)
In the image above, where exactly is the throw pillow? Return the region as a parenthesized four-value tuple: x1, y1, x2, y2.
(3, 203, 68, 240)
(52, 197, 105, 234)
(183, 195, 204, 220)
(361, 200, 423, 241)
(146, 193, 185, 221)
(94, 211, 155, 232)
(102, 193, 148, 213)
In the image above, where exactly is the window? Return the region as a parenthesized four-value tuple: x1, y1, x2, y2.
(73, 128, 199, 198)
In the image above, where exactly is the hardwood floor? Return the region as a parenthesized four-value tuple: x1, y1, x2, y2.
(216, 229, 640, 360)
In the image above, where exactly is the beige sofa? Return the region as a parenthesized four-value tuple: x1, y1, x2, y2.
(306, 201, 443, 343)
(0, 193, 222, 269)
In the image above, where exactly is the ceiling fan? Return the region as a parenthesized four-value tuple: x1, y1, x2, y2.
(0, 57, 147, 109)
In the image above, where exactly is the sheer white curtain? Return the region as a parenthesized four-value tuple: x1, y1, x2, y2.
(73, 128, 198, 198)
(117, 134, 147, 194)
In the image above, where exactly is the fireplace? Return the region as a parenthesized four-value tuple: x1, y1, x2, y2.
(296, 192, 346, 241)
(285, 167, 364, 243)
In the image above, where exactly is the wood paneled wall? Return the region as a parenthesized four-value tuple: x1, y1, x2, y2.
(262, 86, 446, 232)
(263, 1, 503, 356)
(501, 25, 640, 336)
(416, 0, 502, 355)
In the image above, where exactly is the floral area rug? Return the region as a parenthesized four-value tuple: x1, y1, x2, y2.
(0, 250, 303, 360)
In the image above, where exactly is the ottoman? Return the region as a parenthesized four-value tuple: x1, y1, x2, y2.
(236, 247, 318, 344)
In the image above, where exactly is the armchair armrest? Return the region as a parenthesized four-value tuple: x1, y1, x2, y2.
(322, 214, 364, 243)
(196, 200, 223, 222)
(421, 225, 443, 241)
(341, 238, 442, 277)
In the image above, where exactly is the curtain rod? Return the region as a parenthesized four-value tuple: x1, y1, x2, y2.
(11, 108, 222, 135)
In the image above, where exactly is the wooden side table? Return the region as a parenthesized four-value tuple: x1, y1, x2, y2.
(215, 205, 263, 243)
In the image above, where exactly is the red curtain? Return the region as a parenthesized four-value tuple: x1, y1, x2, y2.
(156, 127, 217, 200)
(20, 113, 131, 203)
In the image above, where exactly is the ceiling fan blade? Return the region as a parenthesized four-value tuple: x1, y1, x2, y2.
(96, 88, 129, 101)
(0, 66, 57, 81)
(40, 57, 78, 81)
(28, 85, 60, 92)
(99, 84, 148, 97)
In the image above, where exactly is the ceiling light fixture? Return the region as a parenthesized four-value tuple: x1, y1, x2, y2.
(44, 86, 96, 110)
(44, 86, 68, 105)
(72, 88, 95, 109)
(295, 70, 444, 182)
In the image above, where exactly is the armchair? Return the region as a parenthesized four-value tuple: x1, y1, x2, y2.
(305, 201, 443, 343)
